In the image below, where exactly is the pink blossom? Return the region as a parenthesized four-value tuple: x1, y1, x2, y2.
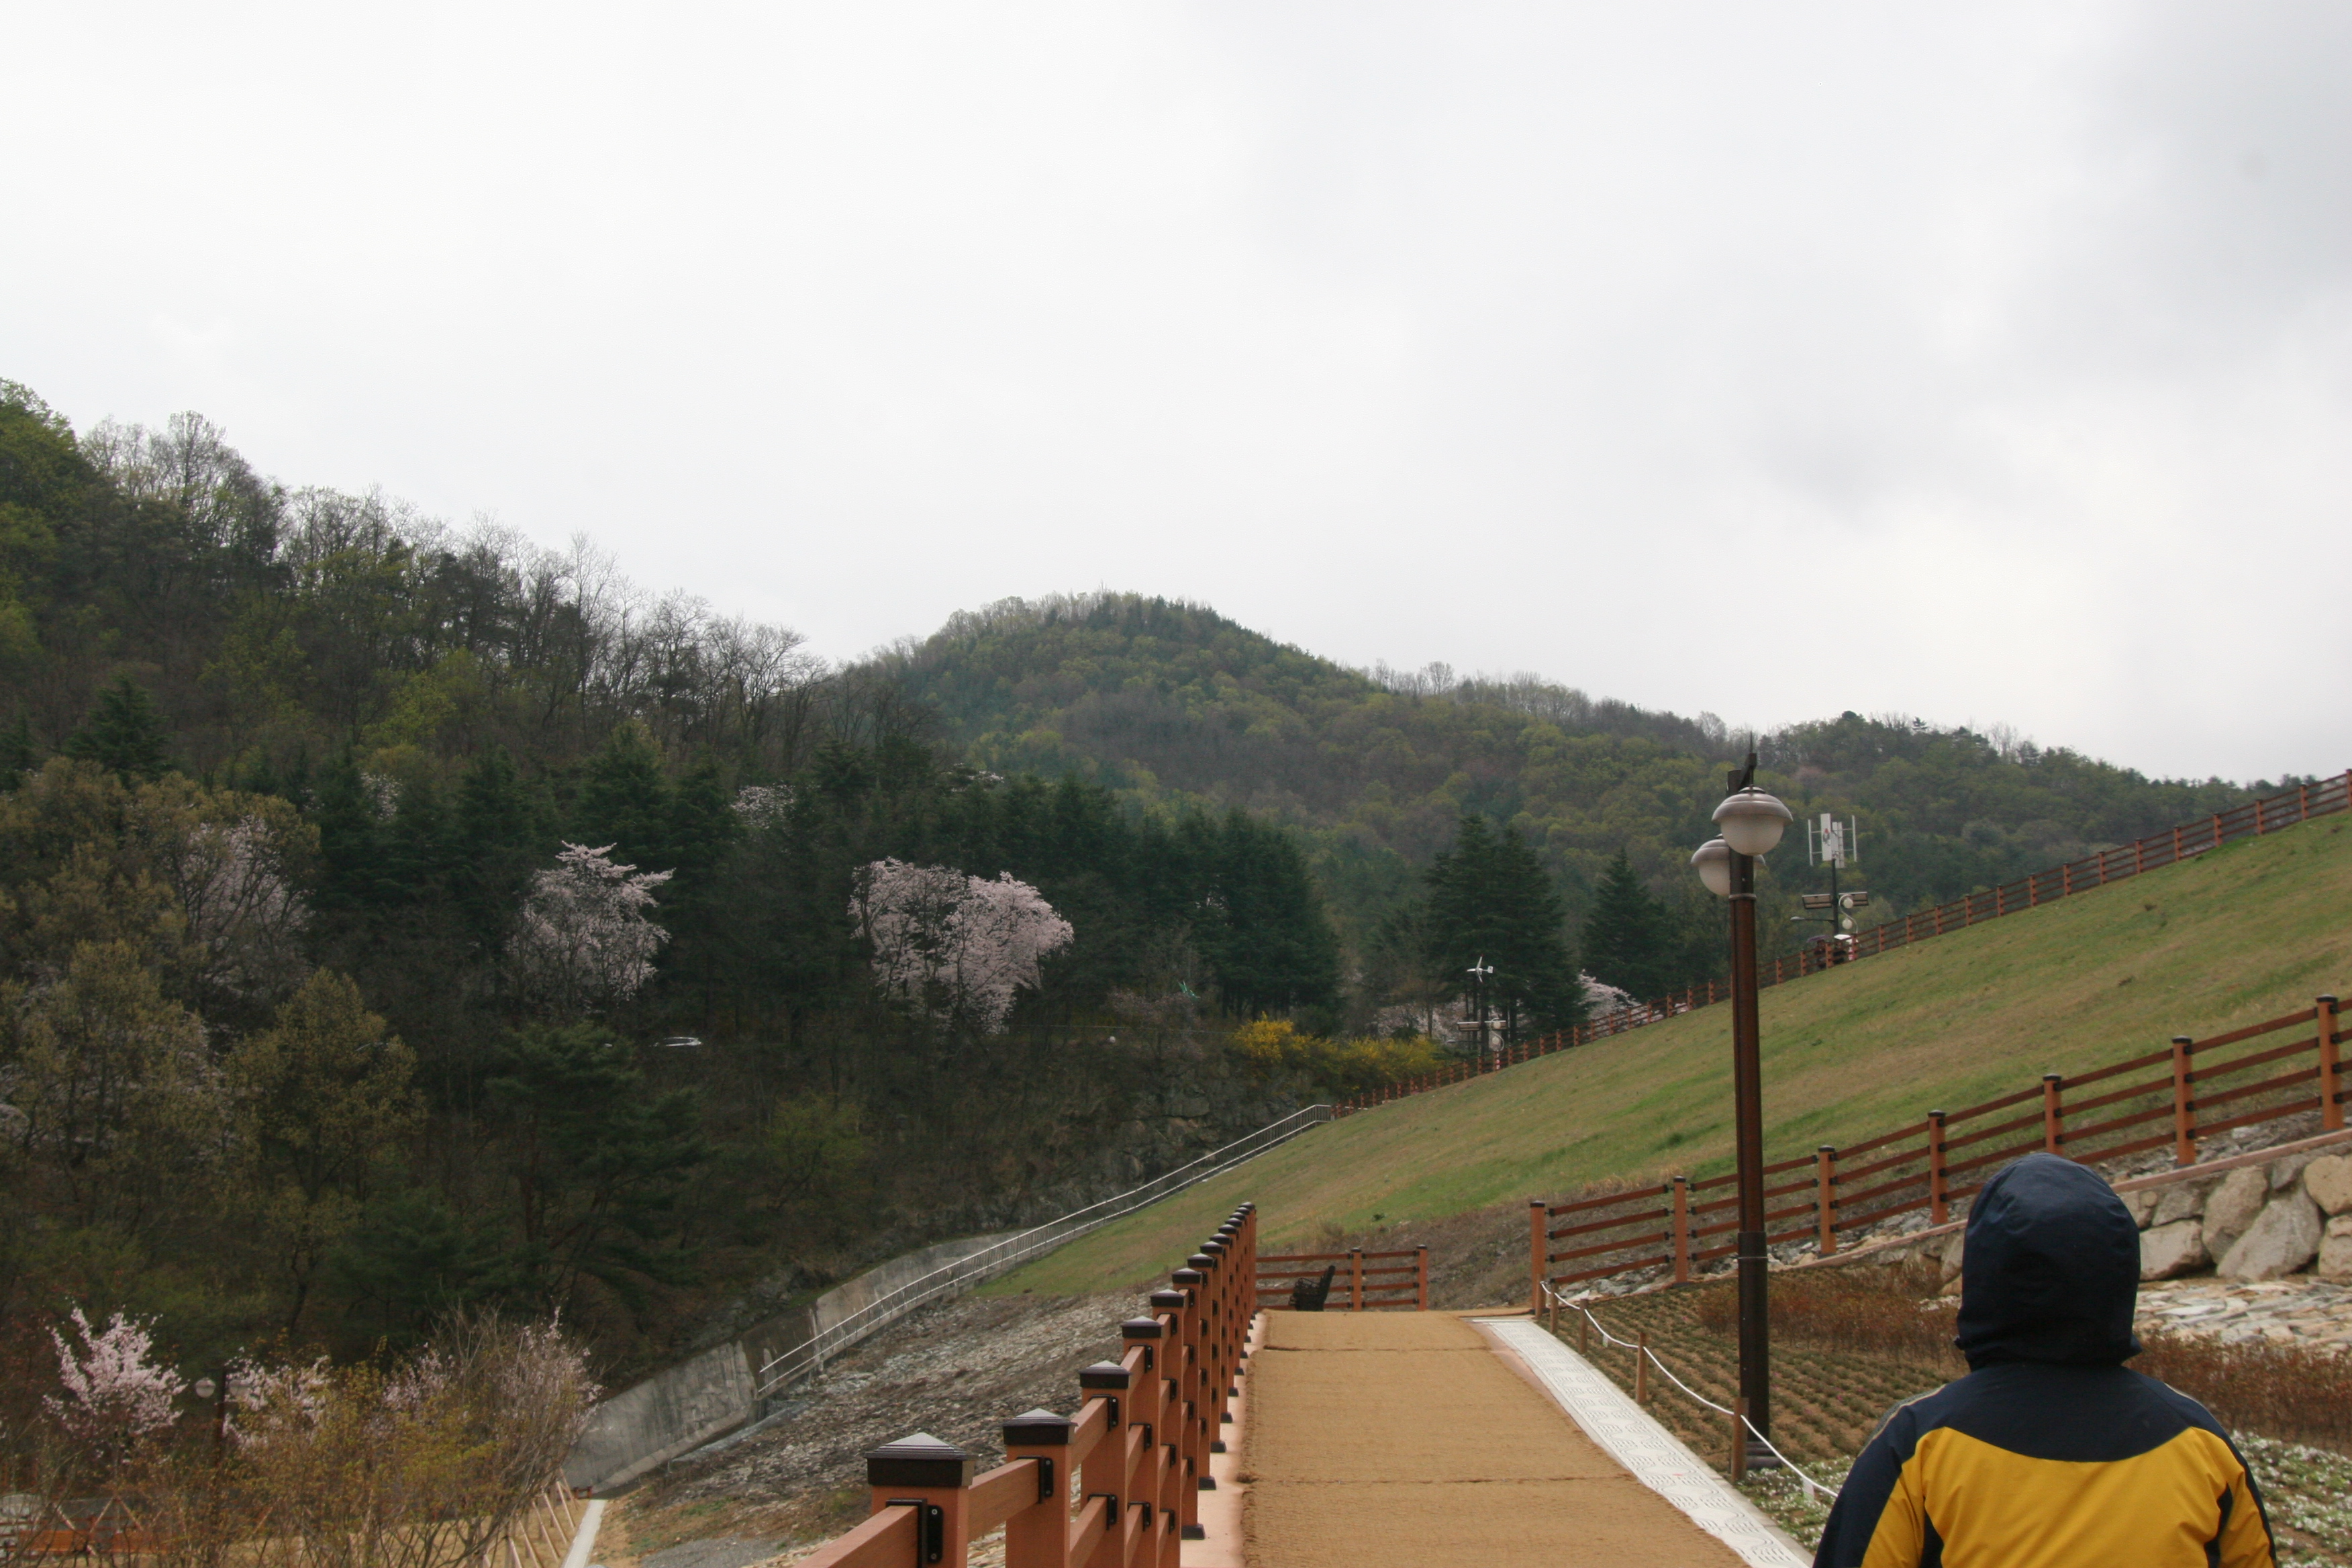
(45, 1308, 185, 1450)
(851, 861, 1073, 1034)
(506, 843, 673, 1014)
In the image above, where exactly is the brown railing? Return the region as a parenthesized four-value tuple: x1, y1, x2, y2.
(1339, 769, 2351, 1116)
(795, 1206, 1259, 1568)
(1528, 993, 2346, 1303)
(1254, 1246, 1429, 1311)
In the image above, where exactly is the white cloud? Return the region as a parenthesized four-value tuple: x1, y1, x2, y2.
(3, 1, 2345, 780)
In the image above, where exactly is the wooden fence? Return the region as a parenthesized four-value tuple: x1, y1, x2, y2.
(798, 1206, 1259, 1568)
(1528, 993, 2346, 1303)
(1253, 1246, 1430, 1311)
(1338, 769, 2352, 1117)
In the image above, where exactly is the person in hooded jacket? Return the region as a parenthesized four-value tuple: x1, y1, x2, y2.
(1812, 1152, 2276, 1567)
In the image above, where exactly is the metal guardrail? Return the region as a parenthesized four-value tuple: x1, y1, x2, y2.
(750, 1104, 1332, 1400)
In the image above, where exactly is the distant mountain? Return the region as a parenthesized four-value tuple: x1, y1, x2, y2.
(875, 593, 2271, 952)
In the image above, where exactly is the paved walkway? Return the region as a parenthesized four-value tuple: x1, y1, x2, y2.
(1240, 1312, 1766, 1568)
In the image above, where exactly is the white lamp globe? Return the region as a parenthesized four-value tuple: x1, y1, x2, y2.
(1690, 838, 1734, 897)
(1712, 788, 1794, 857)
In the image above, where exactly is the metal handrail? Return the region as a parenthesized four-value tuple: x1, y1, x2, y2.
(751, 1104, 1332, 1398)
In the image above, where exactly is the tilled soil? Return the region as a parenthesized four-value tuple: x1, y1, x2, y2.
(613, 1289, 1144, 1566)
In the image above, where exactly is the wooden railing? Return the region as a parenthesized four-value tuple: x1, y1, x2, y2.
(1528, 993, 2347, 1302)
(1253, 1246, 1429, 1311)
(1339, 769, 2352, 1116)
(797, 1206, 1259, 1568)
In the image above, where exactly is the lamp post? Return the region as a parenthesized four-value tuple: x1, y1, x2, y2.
(1689, 750, 1792, 1467)
(1467, 957, 1494, 1059)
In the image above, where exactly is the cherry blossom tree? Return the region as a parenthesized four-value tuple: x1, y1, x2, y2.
(168, 815, 313, 997)
(46, 1308, 185, 1465)
(850, 860, 1073, 1034)
(505, 843, 673, 1016)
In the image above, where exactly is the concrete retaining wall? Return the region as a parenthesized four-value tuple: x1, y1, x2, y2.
(565, 1230, 1018, 1494)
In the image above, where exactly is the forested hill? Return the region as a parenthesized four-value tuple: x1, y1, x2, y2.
(0, 375, 2291, 1385)
(876, 593, 2276, 951)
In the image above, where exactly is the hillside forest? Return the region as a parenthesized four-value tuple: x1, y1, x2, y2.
(0, 377, 2286, 1394)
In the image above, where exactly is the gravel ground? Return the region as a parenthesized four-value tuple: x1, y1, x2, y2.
(612, 1289, 1144, 1567)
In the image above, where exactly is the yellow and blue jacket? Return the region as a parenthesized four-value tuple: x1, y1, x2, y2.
(1812, 1153, 2275, 1568)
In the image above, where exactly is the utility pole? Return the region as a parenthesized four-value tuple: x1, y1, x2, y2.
(1467, 956, 1494, 1060)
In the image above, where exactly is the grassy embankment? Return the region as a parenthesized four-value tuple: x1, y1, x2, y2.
(995, 814, 2352, 1295)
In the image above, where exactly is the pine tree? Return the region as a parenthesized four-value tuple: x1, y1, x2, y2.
(573, 721, 673, 867)
(451, 746, 548, 952)
(1422, 814, 1585, 1040)
(0, 712, 35, 789)
(1581, 850, 1675, 1001)
(62, 677, 175, 783)
(1185, 809, 1341, 1015)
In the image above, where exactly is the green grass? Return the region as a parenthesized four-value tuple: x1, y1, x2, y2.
(995, 816, 2352, 1295)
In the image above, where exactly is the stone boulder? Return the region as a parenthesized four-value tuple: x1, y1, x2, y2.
(2139, 1220, 2208, 1281)
(2304, 1153, 2352, 1217)
(2318, 1216, 2352, 1283)
(2120, 1187, 2159, 1228)
(2269, 1149, 2326, 1191)
(2149, 1181, 2208, 1228)
(2216, 1189, 2323, 1281)
(2202, 1167, 2270, 1257)
(1939, 1229, 1966, 1284)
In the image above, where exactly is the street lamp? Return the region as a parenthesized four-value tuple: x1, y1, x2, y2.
(1689, 751, 1792, 1468)
(1466, 957, 1495, 1059)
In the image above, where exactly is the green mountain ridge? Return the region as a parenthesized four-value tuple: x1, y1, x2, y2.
(875, 591, 2282, 965)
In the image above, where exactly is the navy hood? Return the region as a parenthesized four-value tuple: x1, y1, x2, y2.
(1954, 1153, 2142, 1369)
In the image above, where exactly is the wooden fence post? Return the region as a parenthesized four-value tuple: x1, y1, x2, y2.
(1671, 1176, 1692, 1285)
(1814, 1146, 1837, 1255)
(1415, 1246, 1429, 1311)
(2321, 995, 2343, 1133)
(2171, 1035, 2198, 1167)
(1150, 1283, 1199, 1541)
(1003, 1410, 1075, 1566)
(2042, 1073, 2064, 1155)
(1927, 1111, 1948, 1225)
(865, 1433, 977, 1568)
(1528, 1200, 1548, 1314)
(1348, 1248, 1363, 1312)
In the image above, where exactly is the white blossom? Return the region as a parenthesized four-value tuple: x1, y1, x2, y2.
(171, 816, 312, 996)
(358, 773, 401, 820)
(505, 843, 673, 1015)
(730, 784, 793, 831)
(851, 860, 1073, 1034)
(46, 1308, 185, 1452)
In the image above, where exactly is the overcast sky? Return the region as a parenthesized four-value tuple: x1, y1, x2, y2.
(5, 3, 2347, 783)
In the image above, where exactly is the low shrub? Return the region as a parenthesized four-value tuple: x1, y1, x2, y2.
(2134, 1332, 2352, 1454)
(1228, 1020, 1450, 1099)
(1694, 1263, 1960, 1370)
(1696, 1262, 2352, 1452)
(9, 1311, 596, 1568)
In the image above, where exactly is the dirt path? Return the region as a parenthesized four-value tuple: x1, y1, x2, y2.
(1242, 1312, 1748, 1568)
